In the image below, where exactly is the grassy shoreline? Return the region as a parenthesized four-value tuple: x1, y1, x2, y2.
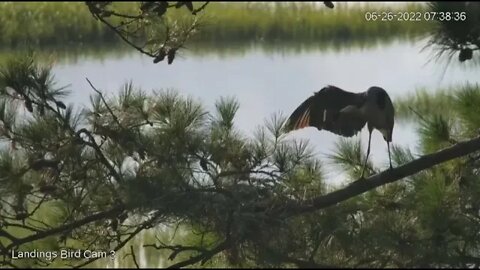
(191, 2, 432, 42)
(0, 2, 433, 48)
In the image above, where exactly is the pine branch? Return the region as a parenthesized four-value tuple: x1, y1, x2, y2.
(265, 135, 480, 217)
(2, 205, 124, 254)
(166, 240, 230, 269)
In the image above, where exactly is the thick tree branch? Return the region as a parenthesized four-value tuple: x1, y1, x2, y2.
(144, 243, 207, 261)
(3, 206, 124, 254)
(271, 135, 480, 216)
(0, 229, 18, 243)
(166, 240, 229, 269)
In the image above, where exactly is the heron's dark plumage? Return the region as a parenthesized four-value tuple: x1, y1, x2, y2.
(373, 86, 387, 110)
(285, 85, 395, 177)
(284, 85, 367, 137)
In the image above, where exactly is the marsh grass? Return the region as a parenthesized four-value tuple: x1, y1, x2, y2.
(0, 2, 433, 48)
(190, 2, 433, 43)
(0, 2, 116, 47)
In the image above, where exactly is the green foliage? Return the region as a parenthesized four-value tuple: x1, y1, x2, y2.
(324, 83, 480, 267)
(418, 114, 452, 153)
(1, 3, 480, 266)
(395, 84, 480, 154)
(453, 83, 480, 136)
(391, 144, 415, 166)
(426, 2, 480, 62)
(0, 56, 327, 267)
(212, 96, 240, 130)
(394, 88, 455, 122)
(328, 137, 374, 179)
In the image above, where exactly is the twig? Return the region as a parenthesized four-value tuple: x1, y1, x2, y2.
(408, 105, 458, 144)
(76, 128, 123, 183)
(128, 245, 140, 269)
(94, 12, 155, 57)
(2, 222, 42, 234)
(114, 17, 139, 30)
(109, 10, 143, 20)
(85, 78, 123, 128)
(144, 243, 207, 261)
(192, 2, 210, 15)
(408, 106, 428, 123)
(166, 240, 229, 268)
(27, 194, 48, 217)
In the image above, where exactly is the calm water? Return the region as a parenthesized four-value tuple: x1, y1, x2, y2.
(50, 38, 480, 186)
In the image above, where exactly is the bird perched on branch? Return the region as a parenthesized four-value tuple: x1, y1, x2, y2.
(284, 85, 395, 178)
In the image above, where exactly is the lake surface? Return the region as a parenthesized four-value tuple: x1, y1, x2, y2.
(49, 38, 480, 186)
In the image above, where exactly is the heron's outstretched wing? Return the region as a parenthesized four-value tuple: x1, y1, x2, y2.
(284, 85, 367, 137)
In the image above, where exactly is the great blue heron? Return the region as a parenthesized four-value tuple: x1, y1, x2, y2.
(284, 85, 395, 178)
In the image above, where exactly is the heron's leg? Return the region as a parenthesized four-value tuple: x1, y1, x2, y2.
(388, 141, 393, 170)
(361, 130, 372, 179)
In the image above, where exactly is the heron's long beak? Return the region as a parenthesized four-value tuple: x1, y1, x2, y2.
(387, 141, 393, 170)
